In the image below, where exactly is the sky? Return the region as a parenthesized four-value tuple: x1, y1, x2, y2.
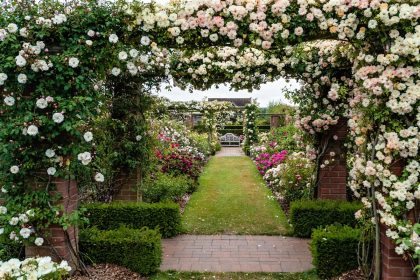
(154, 78, 301, 107)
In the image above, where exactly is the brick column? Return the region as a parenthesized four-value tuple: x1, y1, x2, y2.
(26, 179, 78, 271)
(270, 115, 281, 128)
(317, 118, 348, 200)
(380, 159, 416, 280)
(114, 169, 141, 201)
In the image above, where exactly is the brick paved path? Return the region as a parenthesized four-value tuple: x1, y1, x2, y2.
(160, 235, 312, 272)
(214, 147, 244, 157)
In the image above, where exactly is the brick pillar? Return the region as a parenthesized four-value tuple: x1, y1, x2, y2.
(26, 179, 78, 271)
(317, 118, 348, 200)
(114, 169, 141, 201)
(270, 115, 281, 128)
(380, 159, 416, 279)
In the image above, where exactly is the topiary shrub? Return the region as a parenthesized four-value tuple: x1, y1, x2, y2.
(290, 199, 361, 237)
(83, 202, 181, 238)
(142, 172, 192, 203)
(311, 225, 362, 279)
(80, 227, 161, 275)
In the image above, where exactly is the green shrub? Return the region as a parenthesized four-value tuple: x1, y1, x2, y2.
(80, 227, 161, 275)
(290, 200, 361, 237)
(83, 202, 181, 237)
(311, 225, 361, 279)
(143, 172, 192, 203)
(0, 242, 23, 261)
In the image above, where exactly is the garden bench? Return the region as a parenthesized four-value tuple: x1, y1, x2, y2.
(219, 133, 240, 147)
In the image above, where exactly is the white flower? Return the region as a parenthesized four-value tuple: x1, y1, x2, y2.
(294, 26, 303, 36)
(136, 135, 142, 141)
(87, 30, 95, 37)
(140, 36, 150, 46)
(0, 72, 7, 82)
(0, 206, 7, 214)
(17, 73, 27, 84)
(94, 172, 104, 182)
(4, 96, 15, 106)
(83, 131, 93, 142)
(118, 51, 128, 60)
(209, 34, 218, 42)
(45, 149, 55, 158)
(15, 55, 27, 67)
(47, 167, 56, 176)
(86, 40, 93, 46)
(35, 237, 44, 246)
(0, 228, 4, 235)
(111, 67, 121, 76)
(19, 27, 28, 37)
(77, 152, 92, 165)
(19, 214, 28, 223)
(20, 228, 31, 239)
(68, 57, 79, 68)
(7, 23, 18, 33)
(52, 112, 64, 123)
(27, 125, 39, 136)
(10, 165, 19, 174)
(368, 19, 377, 29)
(36, 98, 48, 109)
(129, 49, 139, 58)
(9, 217, 19, 226)
(109, 34, 118, 43)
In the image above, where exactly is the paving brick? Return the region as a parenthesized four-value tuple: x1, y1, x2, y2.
(161, 235, 312, 272)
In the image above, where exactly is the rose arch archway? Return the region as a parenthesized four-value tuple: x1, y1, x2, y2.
(0, 0, 419, 278)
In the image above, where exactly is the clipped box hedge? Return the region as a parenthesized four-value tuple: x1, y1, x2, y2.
(290, 199, 361, 237)
(80, 227, 162, 275)
(83, 202, 181, 238)
(311, 225, 362, 279)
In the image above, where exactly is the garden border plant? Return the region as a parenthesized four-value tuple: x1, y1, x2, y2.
(0, 0, 418, 278)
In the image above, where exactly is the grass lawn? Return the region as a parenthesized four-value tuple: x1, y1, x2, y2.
(151, 271, 318, 280)
(182, 156, 290, 235)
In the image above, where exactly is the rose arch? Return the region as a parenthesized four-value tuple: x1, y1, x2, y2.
(0, 0, 419, 279)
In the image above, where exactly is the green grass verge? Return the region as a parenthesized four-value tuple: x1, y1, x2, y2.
(151, 271, 318, 280)
(182, 156, 290, 235)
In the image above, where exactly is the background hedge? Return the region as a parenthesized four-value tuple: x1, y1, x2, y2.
(290, 200, 361, 237)
(83, 202, 181, 238)
(311, 225, 362, 279)
(80, 227, 162, 275)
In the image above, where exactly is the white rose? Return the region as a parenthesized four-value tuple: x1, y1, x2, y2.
(136, 135, 142, 141)
(19, 27, 28, 37)
(87, 30, 95, 37)
(86, 40, 93, 46)
(0, 206, 7, 214)
(45, 149, 55, 158)
(19, 228, 31, 239)
(15, 55, 27, 67)
(47, 167, 56, 176)
(4, 96, 15, 106)
(34, 237, 44, 246)
(17, 73, 27, 84)
(9, 217, 19, 226)
(140, 36, 150, 46)
(109, 34, 118, 43)
(27, 125, 39, 136)
(52, 112, 64, 123)
(77, 152, 92, 165)
(36, 98, 48, 109)
(111, 67, 121, 76)
(129, 49, 139, 58)
(0, 228, 4, 235)
(209, 33, 218, 42)
(68, 57, 79, 68)
(84, 131, 93, 142)
(118, 51, 128, 60)
(94, 172, 105, 182)
(10, 165, 19, 174)
(7, 23, 18, 33)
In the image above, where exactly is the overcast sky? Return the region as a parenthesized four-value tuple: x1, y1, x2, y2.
(154, 78, 301, 107)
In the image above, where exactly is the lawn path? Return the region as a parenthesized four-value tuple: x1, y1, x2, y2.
(182, 152, 290, 235)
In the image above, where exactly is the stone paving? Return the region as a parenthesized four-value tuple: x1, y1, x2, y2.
(160, 235, 312, 272)
(214, 147, 244, 157)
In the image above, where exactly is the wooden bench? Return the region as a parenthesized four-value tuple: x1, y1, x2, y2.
(219, 133, 240, 147)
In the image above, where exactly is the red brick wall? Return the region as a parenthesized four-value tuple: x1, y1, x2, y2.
(114, 169, 141, 201)
(26, 179, 78, 271)
(317, 118, 348, 200)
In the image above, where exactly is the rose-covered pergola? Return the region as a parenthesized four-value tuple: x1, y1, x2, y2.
(0, 0, 419, 278)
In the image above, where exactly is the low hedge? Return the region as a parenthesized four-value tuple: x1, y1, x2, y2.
(83, 202, 181, 238)
(311, 225, 361, 279)
(80, 227, 162, 275)
(290, 200, 361, 237)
